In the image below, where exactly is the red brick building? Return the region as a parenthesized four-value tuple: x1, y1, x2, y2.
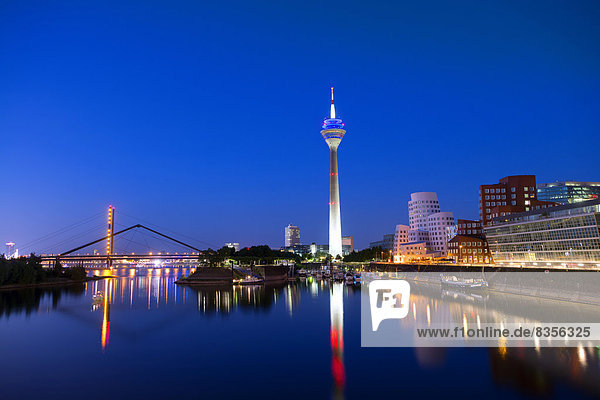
(448, 235, 492, 264)
(479, 175, 558, 226)
(456, 219, 484, 238)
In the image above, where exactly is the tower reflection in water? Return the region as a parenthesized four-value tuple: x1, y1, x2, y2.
(77, 270, 600, 398)
(330, 283, 345, 398)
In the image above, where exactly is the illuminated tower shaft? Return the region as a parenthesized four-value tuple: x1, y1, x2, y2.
(321, 88, 345, 258)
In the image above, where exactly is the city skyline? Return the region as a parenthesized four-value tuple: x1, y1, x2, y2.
(2, 1, 599, 251)
(2, 3, 600, 400)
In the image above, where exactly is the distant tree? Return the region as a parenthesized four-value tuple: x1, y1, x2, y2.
(65, 266, 86, 281)
(343, 246, 382, 263)
(0, 254, 45, 286)
(52, 260, 65, 278)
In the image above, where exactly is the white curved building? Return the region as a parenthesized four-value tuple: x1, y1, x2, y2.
(408, 192, 440, 230)
(407, 192, 454, 257)
(426, 211, 455, 255)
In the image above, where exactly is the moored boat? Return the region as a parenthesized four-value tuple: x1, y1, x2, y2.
(440, 275, 488, 290)
(233, 276, 264, 285)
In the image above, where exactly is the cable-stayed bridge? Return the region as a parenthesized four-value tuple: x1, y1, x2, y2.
(27, 206, 214, 269)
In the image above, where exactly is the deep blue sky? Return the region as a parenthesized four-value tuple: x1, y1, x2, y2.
(1, 0, 599, 253)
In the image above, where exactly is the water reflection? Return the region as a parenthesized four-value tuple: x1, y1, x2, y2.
(187, 283, 288, 314)
(330, 283, 345, 398)
(1, 269, 599, 399)
(400, 281, 600, 347)
(490, 346, 600, 397)
(101, 278, 112, 352)
(0, 284, 85, 319)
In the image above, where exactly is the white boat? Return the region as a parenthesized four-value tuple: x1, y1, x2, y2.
(92, 292, 104, 308)
(441, 275, 488, 290)
(234, 276, 264, 285)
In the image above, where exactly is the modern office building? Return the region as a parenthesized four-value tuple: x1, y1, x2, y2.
(537, 181, 600, 204)
(484, 198, 600, 268)
(284, 224, 300, 247)
(407, 192, 455, 257)
(342, 236, 354, 253)
(479, 175, 557, 226)
(4, 242, 18, 260)
(284, 244, 311, 255)
(224, 242, 240, 251)
(321, 87, 346, 258)
(369, 233, 395, 251)
(308, 243, 352, 257)
(448, 235, 492, 264)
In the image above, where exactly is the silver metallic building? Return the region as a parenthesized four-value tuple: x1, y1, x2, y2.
(484, 199, 600, 268)
(537, 181, 600, 204)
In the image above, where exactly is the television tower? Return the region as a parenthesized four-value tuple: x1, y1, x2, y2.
(321, 87, 346, 258)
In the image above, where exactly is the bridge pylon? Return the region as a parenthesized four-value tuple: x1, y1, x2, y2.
(106, 205, 115, 268)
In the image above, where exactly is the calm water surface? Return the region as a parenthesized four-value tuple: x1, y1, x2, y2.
(1, 267, 599, 399)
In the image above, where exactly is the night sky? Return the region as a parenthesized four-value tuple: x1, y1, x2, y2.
(1, 0, 599, 253)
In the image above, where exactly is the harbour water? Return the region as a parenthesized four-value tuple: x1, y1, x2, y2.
(0, 267, 599, 399)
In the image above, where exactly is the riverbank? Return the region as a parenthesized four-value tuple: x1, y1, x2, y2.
(176, 265, 290, 285)
(365, 262, 600, 272)
(0, 275, 111, 291)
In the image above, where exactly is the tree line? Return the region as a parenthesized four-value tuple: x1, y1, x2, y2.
(200, 245, 301, 266)
(0, 255, 86, 286)
(342, 246, 385, 262)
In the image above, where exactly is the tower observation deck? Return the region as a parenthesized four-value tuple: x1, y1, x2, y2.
(321, 87, 346, 258)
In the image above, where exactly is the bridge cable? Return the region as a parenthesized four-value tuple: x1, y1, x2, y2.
(116, 211, 217, 248)
(115, 224, 198, 252)
(20, 212, 105, 252)
(40, 223, 108, 255)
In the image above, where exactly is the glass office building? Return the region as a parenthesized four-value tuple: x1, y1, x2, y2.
(537, 181, 600, 204)
(484, 199, 600, 268)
